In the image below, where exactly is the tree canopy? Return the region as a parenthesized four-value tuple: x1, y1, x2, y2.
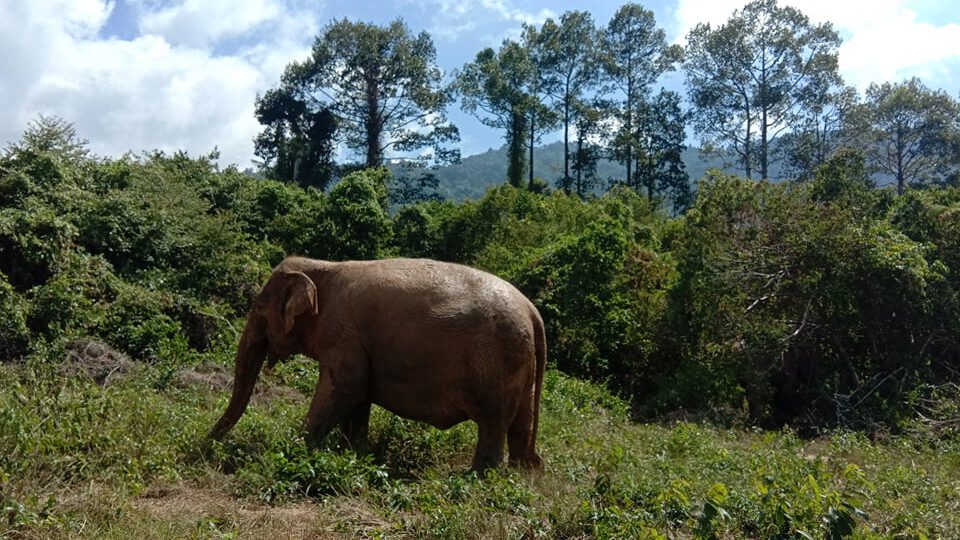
(537, 11, 602, 192)
(855, 78, 960, 193)
(600, 4, 682, 187)
(684, 0, 842, 179)
(456, 41, 538, 187)
(261, 17, 459, 176)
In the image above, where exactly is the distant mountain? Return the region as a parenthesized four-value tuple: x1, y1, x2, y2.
(422, 141, 763, 201)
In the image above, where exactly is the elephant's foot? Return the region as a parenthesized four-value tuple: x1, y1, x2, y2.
(338, 402, 371, 452)
(508, 452, 544, 471)
(471, 422, 506, 473)
(303, 428, 328, 450)
(469, 455, 504, 474)
(333, 428, 369, 453)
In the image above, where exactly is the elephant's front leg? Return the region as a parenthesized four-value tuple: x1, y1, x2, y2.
(339, 401, 371, 450)
(302, 358, 368, 448)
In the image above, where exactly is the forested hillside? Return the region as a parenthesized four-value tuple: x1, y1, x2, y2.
(406, 142, 738, 201)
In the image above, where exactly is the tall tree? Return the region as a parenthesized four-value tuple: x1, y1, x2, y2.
(631, 90, 692, 211)
(778, 85, 859, 181)
(457, 41, 535, 187)
(683, 0, 841, 179)
(855, 78, 960, 194)
(570, 100, 607, 197)
(518, 24, 560, 188)
(253, 89, 337, 189)
(599, 4, 682, 187)
(269, 18, 459, 171)
(538, 11, 602, 191)
(3, 115, 89, 165)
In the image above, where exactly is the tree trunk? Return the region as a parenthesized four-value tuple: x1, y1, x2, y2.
(209, 320, 267, 439)
(647, 168, 654, 201)
(625, 78, 633, 186)
(760, 105, 769, 180)
(529, 108, 536, 189)
(563, 96, 570, 193)
(365, 69, 382, 168)
(508, 107, 526, 187)
(896, 128, 905, 195)
(760, 108, 770, 180)
(759, 46, 768, 180)
(744, 103, 753, 180)
(576, 137, 583, 197)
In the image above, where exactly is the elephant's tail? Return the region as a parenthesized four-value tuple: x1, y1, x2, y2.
(531, 310, 547, 453)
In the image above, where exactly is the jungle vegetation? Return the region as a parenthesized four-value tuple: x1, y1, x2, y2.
(3, 0, 960, 537)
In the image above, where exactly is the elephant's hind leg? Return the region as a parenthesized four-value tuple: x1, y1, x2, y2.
(470, 383, 521, 472)
(471, 419, 508, 473)
(507, 387, 543, 470)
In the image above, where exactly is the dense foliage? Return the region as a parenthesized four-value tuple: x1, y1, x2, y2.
(6, 0, 960, 535)
(3, 111, 960, 537)
(4, 120, 960, 436)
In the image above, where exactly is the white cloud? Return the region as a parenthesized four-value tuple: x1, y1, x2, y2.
(671, 0, 960, 91)
(138, 0, 282, 48)
(0, 0, 320, 167)
(478, 0, 555, 26)
(404, 0, 555, 43)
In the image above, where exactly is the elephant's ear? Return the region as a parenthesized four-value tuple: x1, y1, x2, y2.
(282, 271, 318, 334)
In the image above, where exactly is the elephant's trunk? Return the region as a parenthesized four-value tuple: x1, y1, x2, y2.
(209, 319, 267, 440)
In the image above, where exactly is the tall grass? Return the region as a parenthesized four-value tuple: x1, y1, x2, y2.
(2, 359, 958, 539)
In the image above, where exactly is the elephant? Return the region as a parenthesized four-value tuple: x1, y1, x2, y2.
(209, 256, 546, 472)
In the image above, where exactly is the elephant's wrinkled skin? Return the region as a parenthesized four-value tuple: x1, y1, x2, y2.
(209, 257, 546, 471)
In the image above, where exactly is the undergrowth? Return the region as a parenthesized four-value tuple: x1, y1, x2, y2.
(2, 359, 958, 539)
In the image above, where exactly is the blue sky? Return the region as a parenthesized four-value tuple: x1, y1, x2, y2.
(2, 0, 959, 168)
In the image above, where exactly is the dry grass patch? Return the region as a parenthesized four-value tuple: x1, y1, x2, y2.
(134, 484, 337, 539)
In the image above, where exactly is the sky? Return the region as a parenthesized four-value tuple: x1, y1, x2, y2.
(1, 0, 959, 168)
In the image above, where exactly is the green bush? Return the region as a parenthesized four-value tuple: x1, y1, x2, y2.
(659, 174, 950, 427)
(98, 282, 181, 361)
(5, 117, 960, 435)
(241, 178, 326, 258)
(232, 443, 390, 501)
(323, 167, 392, 260)
(390, 202, 450, 259)
(26, 252, 116, 342)
(0, 272, 30, 360)
(0, 198, 78, 290)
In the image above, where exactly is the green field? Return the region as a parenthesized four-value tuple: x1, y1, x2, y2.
(3, 356, 957, 539)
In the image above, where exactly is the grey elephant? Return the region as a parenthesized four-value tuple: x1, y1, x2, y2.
(209, 256, 546, 471)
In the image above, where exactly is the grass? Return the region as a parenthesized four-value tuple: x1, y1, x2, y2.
(2, 356, 959, 539)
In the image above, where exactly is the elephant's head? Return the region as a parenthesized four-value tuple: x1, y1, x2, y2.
(209, 270, 318, 439)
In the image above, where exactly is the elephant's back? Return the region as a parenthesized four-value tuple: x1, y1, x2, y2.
(342, 258, 524, 301)
(337, 258, 537, 333)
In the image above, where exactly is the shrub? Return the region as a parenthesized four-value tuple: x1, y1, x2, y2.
(26, 252, 116, 343)
(323, 167, 392, 260)
(0, 272, 30, 360)
(659, 174, 949, 427)
(0, 198, 77, 290)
